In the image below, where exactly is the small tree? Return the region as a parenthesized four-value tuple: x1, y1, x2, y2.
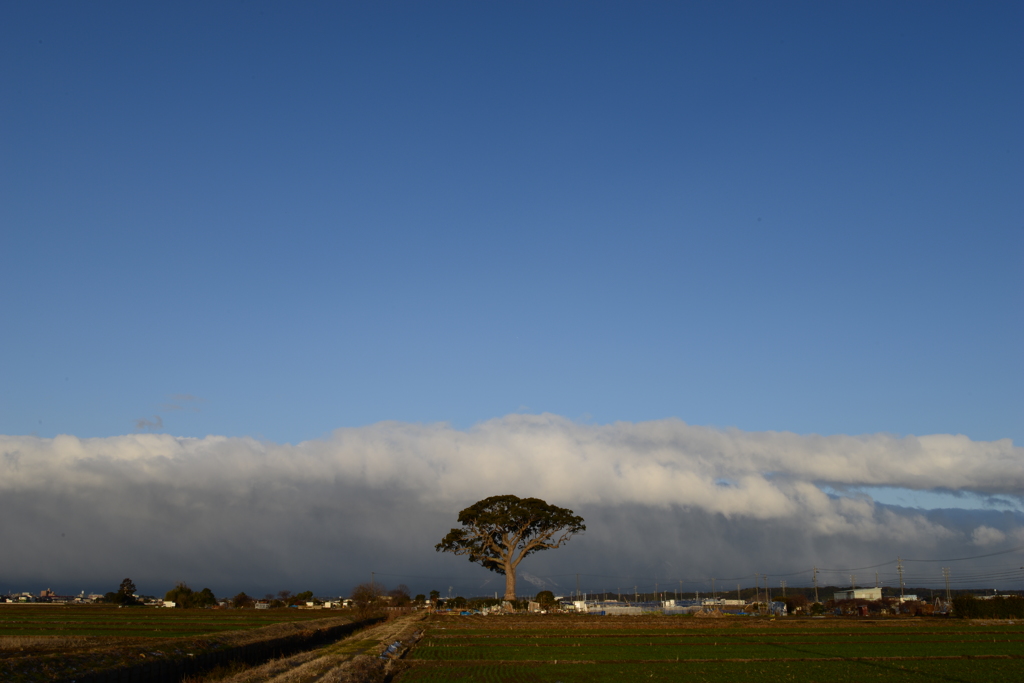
(389, 584, 412, 607)
(436, 495, 585, 602)
(165, 582, 193, 607)
(232, 592, 254, 608)
(351, 582, 384, 619)
(429, 590, 440, 608)
(109, 578, 139, 606)
(536, 590, 556, 610)
(784, 593, 808, 615)
(191, 587, 217, 608)
(119, 578, 136, 597)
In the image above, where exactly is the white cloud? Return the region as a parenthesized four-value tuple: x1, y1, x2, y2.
(1, 415, 1021, 594)
(970, 525, 1007, 546)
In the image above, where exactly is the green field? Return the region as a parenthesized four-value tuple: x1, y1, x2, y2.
(396, 614, 1024, 682)
(0, 604, 335, 639)
(0, 605, 362, 682)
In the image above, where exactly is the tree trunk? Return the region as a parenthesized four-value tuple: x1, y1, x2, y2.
(504, 567, 516, 603)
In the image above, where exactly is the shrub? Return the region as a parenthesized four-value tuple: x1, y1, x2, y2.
(784, 593, 808, 614)
(952, 595, 1024, 619)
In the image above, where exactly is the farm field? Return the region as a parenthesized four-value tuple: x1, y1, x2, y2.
(0, 604, 364, 682)
(396, 613, 1024, 683)
(0, 604, 335, 642)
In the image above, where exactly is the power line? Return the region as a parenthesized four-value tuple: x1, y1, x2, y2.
(818, 559, 896, 572)
(903, 544, 1024, 563)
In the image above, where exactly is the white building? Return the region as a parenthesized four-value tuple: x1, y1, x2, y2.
(833, 588, 882, 601)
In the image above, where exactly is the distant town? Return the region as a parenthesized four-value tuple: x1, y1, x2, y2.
(2, 588, 354, 609)
(4, 583, 1019, 617)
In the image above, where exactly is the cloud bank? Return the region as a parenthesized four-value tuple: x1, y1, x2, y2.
(2, 415, 1021, 597)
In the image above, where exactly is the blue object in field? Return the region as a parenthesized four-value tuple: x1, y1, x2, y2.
(460, 610, 472, 615)
(379, 640, 402, 659)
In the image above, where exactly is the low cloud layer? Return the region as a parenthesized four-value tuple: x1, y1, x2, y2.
(2, 415, 1021, 597)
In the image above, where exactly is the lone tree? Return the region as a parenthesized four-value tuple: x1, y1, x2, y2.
(435, 495, 585, 602)
(105, 577, 139, 606)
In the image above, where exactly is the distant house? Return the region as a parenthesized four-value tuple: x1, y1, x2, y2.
(833, 588, 882, 601)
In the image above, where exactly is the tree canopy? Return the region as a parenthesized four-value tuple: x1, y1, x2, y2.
(435, 494, 585, 602)
(232, 592, 255, 608)
(104, 578, 139, 606)
(119, 578, 136, 597)
(535, 590, 556, 608)
(164, 582, 216, 608)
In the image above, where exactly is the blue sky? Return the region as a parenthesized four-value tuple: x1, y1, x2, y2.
(3, 2, 1021, 446)
(2, 2, 1023, 596)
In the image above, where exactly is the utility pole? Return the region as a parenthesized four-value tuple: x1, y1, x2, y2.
(875, 571, 879, 588)
(897, 557, 905, 601)
(812, 567, 819, 604)
(576, 574, 580, 601)
(851, 574, 856, 590)
(780, 580, 787, 598)
(635, 586, 638, 603)
(753, 574, 760, 604)
(943, 568, 952, 605)
(737, 584, 741, 602)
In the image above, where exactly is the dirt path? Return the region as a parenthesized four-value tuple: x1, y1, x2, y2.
(213, 612, 426, 683)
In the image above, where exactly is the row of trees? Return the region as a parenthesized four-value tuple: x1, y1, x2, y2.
(166, 587, 320, 609)
(349, 583, 421, 618)
(100, 579, 322, 609)
(99, 495, 585, 612)
(165, 582, 217, 608)
(951, 595, 1024, 619)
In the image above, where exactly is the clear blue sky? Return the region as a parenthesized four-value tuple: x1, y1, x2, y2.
(3, 1, 1021, 445)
